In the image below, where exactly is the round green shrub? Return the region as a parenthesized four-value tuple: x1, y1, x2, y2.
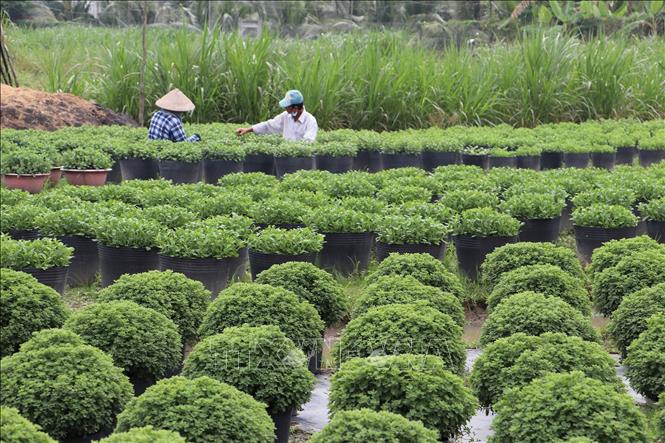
(624, 313, 665, 401)
(309, 409, 439, 443)
(333, 303, 466, 374)
(198, 283, 324, 355)
(480, 291, 598, 346)
(255, 261, 347, 326)
(0, 344, 133, 440)
(354, 275, 464, 326)
(488, 264, 591, 316)
(658, 393, 665, 442)
(64, 301, 182, 379)
(367, 253, 464, 300)
(329, 355, 477, 440)
(489, 371, 649, 443)
(592, 249, 665, 316)
(608, 283, 665, 357)
(470, 332, 620, 409)
(0, 406, 56, 443)
(18, 328, 83, 353)
(639, 196, 665, 222)
(0, 268, 69, 356)
(97, 270, 210, 343)
(481, 242, 585, 289)
(0, 237, 72, 270)
(183, 325, 315, 414)
(96, 426, 187, 443)
(114, 376, 274, 443)
(588, 235, 664, 277)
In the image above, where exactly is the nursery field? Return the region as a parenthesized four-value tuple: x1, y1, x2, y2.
(1, 118, 665, 442)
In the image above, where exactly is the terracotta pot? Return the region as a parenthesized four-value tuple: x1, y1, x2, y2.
(49, 167, 63, 185)
(1, 173, 50, 193)
(63, 169, 111, 186)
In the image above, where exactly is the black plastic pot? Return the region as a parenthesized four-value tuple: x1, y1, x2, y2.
(375, 241, 445, 262)
(9, 229, 40, 240)
(519, 217, 561, 243)
(315, 155, 353, 173)
(353, 150, 370, 171)
(60, 235, 99, 287)
(274, 156, 314, 178)
(22, 266, 69, 295)
(574, 225, 637, 264)
(228, 246, 248, 281)
(638, 149, 665, 167)
(646, 220, 665, 243)
(119, 157, 158, 180)
(158, 160, 202, 184)
(461, 153, 489, 170)
(615, 146, 636, 165)
(368, 151, 383, 172)
(98, 244, 159, 287)
(541, 151, 563, 170)
(560, 199, 573, 233)
(307, 339, 324, 374)
(380, 152, 422, 170)
(453, 235, 517, 280)
(244, 153, 275, 174)
(270, 407, 294, 443)
(488, 156, 517, 168)
(422, 151, 459, 171)
(203, 158, 243, 184)
(317, 232, 373, 276)
(248, 250, 316, 280)
(159, 254, 231, 297)
(591, 152, 616, 170)
(563, 152, 589, 168)
(106, 161, 123, 183)
(517, 155, 541, 170)
(129, 373, 155, 396)
(61, 429, 113, 443)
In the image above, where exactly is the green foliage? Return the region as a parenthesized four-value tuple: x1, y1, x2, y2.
(453, 208, 522, 237)
(200, 142, 245, 161)
(0, 152, 52, 175)
(489, 372, 648, 443)
(0, 406, 56, 443)
(658, 393, 665, 442)
(114, 376, 274, 443)
(639, 197, 665, 221)
(35, 207, 98, 238)
(62, 147, 113, 170)
(488, 264, 591, 316)
(367, 253, 464, 300)
(376, 185, 432, 205)
(480, 291, 599, 346)
(97, 270, 210, 343)
(141, 205, 197, 229)
(94, 216, 164, 249)
(608, 284, 665, 358)
(255, 261, 347, 326)
(198, 283, 324, 355)
(502, 193, 566, 220)
(375, 215, 448, 245)
(1, 203, 42, 232)
(624, 313, 665, 401)
(439, 190, 499, 213)
(592, 249, 665, 316)
(304, 206, 374, 233)
(572, 187, 637, 209)
(333, 303, 466, 374)
(249, 227, 324, 255)
(0, 344, 133, 440)
(156, 226, 241, 259)
(249, 197, 309, 225)
(588, 235, 663, 277)
(64, 301, 182, 379)
(572, 204, 638, 228)
(0, 237, 72, 270)
(18, 328, 83, 353)
(273, 141, 314, 158)
(481, 242, 585, 289)
(354, 275, 464, 326)
(314, 141, 358, 157)
(183, 325, 315, 414)
(155, 142, 203, 162)
(309, 409, 439, 443)
(0, 188, 31, 206)
(470, 332, 620, 409)
(97, 426, 187, 443)
(329, 355, 477, 440)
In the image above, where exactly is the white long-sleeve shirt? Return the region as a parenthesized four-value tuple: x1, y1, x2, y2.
(252, 109, 318, 141)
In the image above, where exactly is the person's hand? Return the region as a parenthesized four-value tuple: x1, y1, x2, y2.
(236, 127, 252, 136)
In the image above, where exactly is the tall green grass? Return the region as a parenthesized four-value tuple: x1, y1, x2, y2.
(4, 25, 665, 129)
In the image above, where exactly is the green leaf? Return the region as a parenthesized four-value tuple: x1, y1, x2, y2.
(647, 0, 664, 15)
(537, 4, 554, 24)
(549, 0, 572, 22)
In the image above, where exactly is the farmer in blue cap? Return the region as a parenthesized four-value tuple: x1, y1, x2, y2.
(236, 90, 318, 141)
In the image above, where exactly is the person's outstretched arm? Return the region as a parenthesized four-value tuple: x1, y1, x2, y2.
(236, 113, 285, 137)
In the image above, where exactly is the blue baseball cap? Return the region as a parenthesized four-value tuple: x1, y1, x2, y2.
(279, 90, 304, 108)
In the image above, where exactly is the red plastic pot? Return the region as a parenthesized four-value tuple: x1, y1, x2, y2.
(63, 169, 111, 186)
(49, 167, 63, 185)
(1, 173, 50, 193)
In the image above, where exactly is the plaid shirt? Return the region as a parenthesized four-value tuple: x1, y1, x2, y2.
(148, 110, 200, 142)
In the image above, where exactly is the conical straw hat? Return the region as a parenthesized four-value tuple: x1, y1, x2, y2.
(155, 88, 195, 112)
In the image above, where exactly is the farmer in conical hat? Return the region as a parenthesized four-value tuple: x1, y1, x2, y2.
(148, 88, 201, 142)
(236, 89, 318, 142)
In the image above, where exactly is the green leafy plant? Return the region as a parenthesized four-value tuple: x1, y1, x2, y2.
(114, 376, 274, 443)
(155, 143, 203, 162)
(376, 185, 432, 205)
(639, 197, 665, 221)
(200, 142, 246, 161)
(0, 406, 57, 443)
(624, 313, 665, 401)
(480, 291, 599, 346)
(438, 190, 499, 213)
(321, 173, 377, 198)
(249, 197, 309, 226)
(94, 216, 164, 250)
(35, 207, 98, 238)
(117, 142, 159, 160)
(273, 141, 314, 158)
(453, 208, 521, 237)
(329, 355, 477, 440)
(572, 187, 637, 209)
(502, 193, 566, 220)
(588, 235, 663, 277)
(64, 301, 182, 380)
(183, 325, 315, 414)
(0, 203, 43, 232)
(0, 344, 133, 440)
(198, 283, 324, 355)
(61, 147, 113, 170)
(141, 205, 197, 229)
(0, 188, 31, 206)
(249, 227, 324, 255)
(18, 328, 83, 353)
(375, 215, 448, 245)
(97, 270, 210, 343)
(97, 426, 187, 443)
(314, 141, 358, 157)
(0, 237, 72, 270)
(255, 262, 347, 326)
(304, 206, 374, 233)
(218, 171, 278, 189)
(470, 332, 620, 410)
(156, 226, 242, 259)
(572, 204, 638, 228)
(489, 372, 648, 443)
(0, 152, 52, 175)
(658, 393, 665, 442)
